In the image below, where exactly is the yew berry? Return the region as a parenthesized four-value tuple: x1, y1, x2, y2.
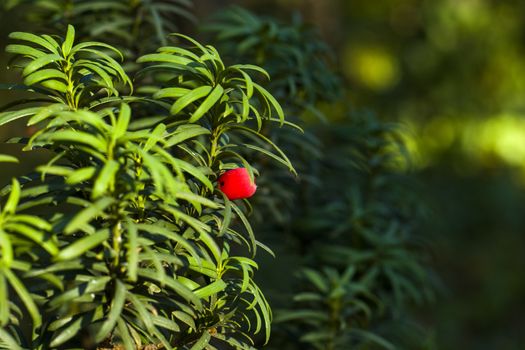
(217, 167, 257, 200)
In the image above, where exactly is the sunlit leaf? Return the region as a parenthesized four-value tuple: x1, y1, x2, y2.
(92, 160, 119, 199)
(8, 32, 59, 54)
(61, 25, 76, 57)
(4, 178, 20, 214)
(56, 229, 110, 261)
(189, 84, 224, 122)
(64, 197, 114, 234)
(170, 85, 213, 115)
(0, 154, 18, 163)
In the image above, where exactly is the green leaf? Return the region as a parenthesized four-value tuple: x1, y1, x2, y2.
(153, 87, 190, 99)
(254, 82, 285, 124)
(27, 103, 70, 125)
(113, 103, 130, 139)
(349, 329, 396, 350)
(137, 268, 202, 309)
(143, 123, 166, 152)
(158, 45, 200, 60)
(0, 327, 22, 350)
(141, 245, 168, 287)
(219, 194, 232, 236)
(24, 69, 68, 86)
(0, 154, 18, 163)
(170, 85, 212, 115)
(190, 331, 211, 350)
(274, 310, 329, 323)
(66, 167, 96, 184)
(94, 279, 126, 343)
(300, 330, 333, 343)
(4, 178, 20, 214)
(9, 32, 59, 54)
(71, 41, 124, 60)
(231, 202, 256, 255)
(292, 292, 323, 302)
(80, 48, 131, 88)
(0, 230, 13, 267)
(230, 125, 296, 175)
(52, 109, 109, 132)
(92, 160, 119, 199)
(56, 229, 110, 261)
(173, 159, 213, 191)
(126, 221, 138, 282)
(256, 240, 275, 258)
(0, 271, 8, 326)
(250, 284, 272, 343)
(116, 318, 135, 349)
(135, 223, 199, 259)
(61, 25, 75, 57)
(166, 124, 210, 147)
(173, 310, 196, 330)
(178, 276, 202, 293)
(231, 66, 254, 97)
(150, 313, 181, 332)
(22, 53, 63, 77)
(229, 257, 257, 293)
(36, 165, 73, 177)
(2, 267, 41, 328)
(126, 293, 171, 347)
(5, 44, 45, 59)
(3, 222, 58, 256)
(187, 258, 217, 279)
(40, 79, 68, 93)
(189, 84, 224, 122)
(302, 268, 329, 293)
(161, 205, 210, 236)
(137, 53, 193, 66)
(170, 33, 209, 55)
(194, 279, 227, 299)
(49, 314, 86, 347)
(48, 276, 111, 309)
(128, 115, 166, 131)
(74, 60, 116, 90)
(196, 231, 222, 265)
(44, 130, 106, 151)
(42, 34, 61, 53)
(232, 64, 270, 80)
(176, 191, 219, 210)
(64, 197, 114, 234)
(0, 107, 41, 126)
(12, 214, 51, 230)
(242, 143, 295, 173)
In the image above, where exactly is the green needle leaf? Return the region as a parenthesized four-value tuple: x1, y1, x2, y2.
(56, 229, 110, 261)
(170, 85, 212, 115)
(189, 84, 224, 122)
(61, 25, 75, 57)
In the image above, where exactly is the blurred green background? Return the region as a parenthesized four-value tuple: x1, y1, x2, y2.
(1, 0, 525, 348)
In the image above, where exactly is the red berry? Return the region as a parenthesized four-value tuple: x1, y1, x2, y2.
(218, 168, 257, 200)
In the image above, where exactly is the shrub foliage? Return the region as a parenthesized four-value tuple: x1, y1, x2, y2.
(207, 7, 435, 350)
(0, 20, 294, 349)
(0, 2, 435, 350)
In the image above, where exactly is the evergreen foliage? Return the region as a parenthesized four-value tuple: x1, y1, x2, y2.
(0, 2, 435, 349)
(207, 7, 435, 350)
